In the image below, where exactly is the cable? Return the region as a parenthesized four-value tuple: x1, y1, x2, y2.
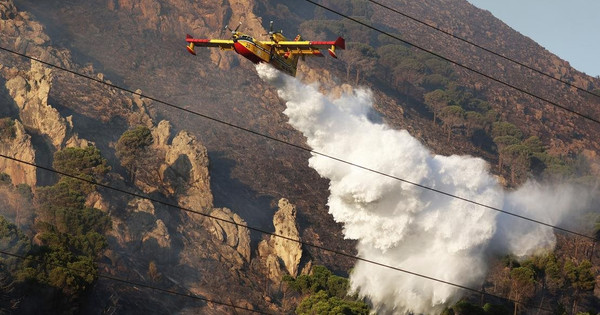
(0, 47, 595, 242)
(0, 250, 270, 314)
(0, 11, 590, 314)
(0, 153, 573, 313)
(301, 0, 600, 125)
(364, 0, 600, 99)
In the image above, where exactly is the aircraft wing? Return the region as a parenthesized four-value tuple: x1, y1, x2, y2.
(186, 34, 235, 55)
(272, 37, 345, 58)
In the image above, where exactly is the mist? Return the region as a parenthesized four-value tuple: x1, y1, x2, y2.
(256, 64, 590, 314)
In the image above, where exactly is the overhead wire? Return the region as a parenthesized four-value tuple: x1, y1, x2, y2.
(0, 250, 271, 314)
(0, 4, 594, 314)
(363, 0, 600, 99)
(302, 0, 600, 125)
(0, 153, 555, 313)
(0, 32, 592, 315)
(0, 46, 596, 242)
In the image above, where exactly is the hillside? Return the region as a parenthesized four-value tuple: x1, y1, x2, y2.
(1, 0, 599, 313)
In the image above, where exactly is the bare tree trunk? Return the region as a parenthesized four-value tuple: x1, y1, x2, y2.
(511, 166, 516, 184)
(536, 295, 545, 315)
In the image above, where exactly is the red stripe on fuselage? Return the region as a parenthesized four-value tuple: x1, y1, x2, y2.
(233, 41, 263, 64)
(309, 41, 335, 46)
(187, 39, 211, 43)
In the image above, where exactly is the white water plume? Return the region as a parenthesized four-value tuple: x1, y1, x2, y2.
(256, 63, 590, 314)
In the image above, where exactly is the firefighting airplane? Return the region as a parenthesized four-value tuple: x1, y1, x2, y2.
(185, 21, 345, 76)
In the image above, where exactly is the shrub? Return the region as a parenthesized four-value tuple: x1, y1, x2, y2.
(0, 118, 16, 141)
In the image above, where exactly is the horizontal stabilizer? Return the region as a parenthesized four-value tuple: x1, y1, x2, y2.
(186, 43, 196, 55)
(328, 48, 337, 58)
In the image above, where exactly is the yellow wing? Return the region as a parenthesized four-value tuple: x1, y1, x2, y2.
(186, 35, 235, 55)
(270, 37, 345, 58)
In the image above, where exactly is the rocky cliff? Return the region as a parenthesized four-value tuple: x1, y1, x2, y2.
(0, 119, 35, 186)
(0, 2, 294, 312)
(2, 0, 599, 313)
(258, 198, 303, 281)
(4, 60, 90, 149)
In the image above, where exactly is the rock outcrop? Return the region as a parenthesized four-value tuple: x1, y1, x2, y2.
(132, 120, 214, 210)
(0, 0, 73, 68)
(163, 129, 213, 211)
(207, 207, 251, 263)
(3, 60, 89, 150)
(0, 119, 35, 186)
(107, 197, 173, 262)
(258, 198, 303, 281)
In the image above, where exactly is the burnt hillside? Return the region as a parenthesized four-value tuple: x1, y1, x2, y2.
(1, 0, 599, 313)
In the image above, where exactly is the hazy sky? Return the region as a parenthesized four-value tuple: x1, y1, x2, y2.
(466, 0, 600, 77)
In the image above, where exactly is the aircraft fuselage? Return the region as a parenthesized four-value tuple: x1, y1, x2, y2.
(233, 35, 298, 76)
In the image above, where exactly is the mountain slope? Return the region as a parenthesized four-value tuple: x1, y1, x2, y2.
(1, 0, 599, 313)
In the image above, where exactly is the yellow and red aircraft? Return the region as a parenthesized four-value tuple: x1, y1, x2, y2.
(185, 21, 345, 76)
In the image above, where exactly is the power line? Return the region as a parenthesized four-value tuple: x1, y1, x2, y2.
(302, 0, 600, 125)
(0, 153, 555, 313)
(364, 0, 600, 99)
(0, 47, 596, 242)
(0, 250, 271, 314)
(0, 10, 591, 315)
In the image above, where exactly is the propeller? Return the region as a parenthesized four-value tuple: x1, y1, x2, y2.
(263, 20, 283, 41)
(225, 21, 242, 36)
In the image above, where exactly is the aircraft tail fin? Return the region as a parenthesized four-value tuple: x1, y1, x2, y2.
(328, 37, 345, 58)
(334, 36, 345, 49)
(185, 34, 196, 55)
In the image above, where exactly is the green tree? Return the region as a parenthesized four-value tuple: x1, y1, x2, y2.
(424, 89, 450, 124)
(564, 259, 595, 314)
(440, 105, 465, 141)
(522, 136, 544, 154)
(284, 265, 370, 314)
(492, 122, 523, 140)
(509, 267, 536, 315)
(465, 111, 484, 136)
(53, 146, 110, 179)
(493, 136, 520, 169)
(116, 126, 153, 178)
(0, 216, 31, 260)
(24, 146, 112, 298)
(53, 146, 110, 193)
(447, 300, 486, 315)
(422, 73, 449, 90)
(296, 290, 369, 315)
(341, 42, 378, 84)
(482, 303, 510, 315)
(376, 44, 410, 82)
(500, 144, 530, 183)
